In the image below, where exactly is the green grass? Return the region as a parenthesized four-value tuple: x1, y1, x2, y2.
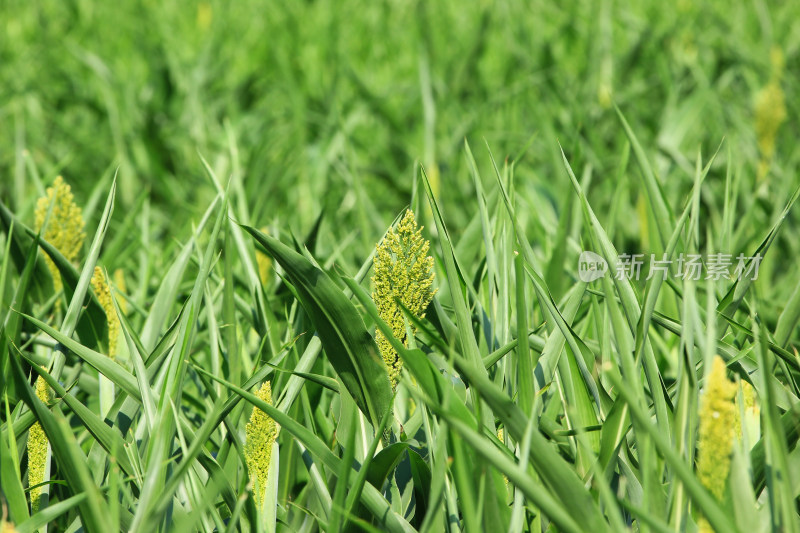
(2, 0, 800, 531)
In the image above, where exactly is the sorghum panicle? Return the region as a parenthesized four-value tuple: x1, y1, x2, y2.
(372, 210, 436, 389)
(245, 382, 278, 507)
(696, 356, 736, 531)
(34, 176, 86, 296)
(27, 375, 51, 513)
(91, 267, 121, 360)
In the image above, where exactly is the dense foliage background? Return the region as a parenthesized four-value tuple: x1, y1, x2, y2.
(1, 1, 799, 532)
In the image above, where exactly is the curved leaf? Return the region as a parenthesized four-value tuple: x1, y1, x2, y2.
(243, 226, 392, 433)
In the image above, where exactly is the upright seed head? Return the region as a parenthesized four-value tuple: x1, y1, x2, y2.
(245, 382, 278, 507)
(372, 210, 436, 389)
(91, 267, 121, 360)
(27, 374, 51, 513)
(696, 356, 737, 531)
(34, 177, 86, 297)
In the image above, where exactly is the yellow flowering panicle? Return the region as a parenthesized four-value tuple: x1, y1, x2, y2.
(245, 382, 278, 507)
(372, 210, 436, 389)
(755, 47, 786, 180)
(696, 356, 737, 532)
(28, 374, 51, 513)
(34, 176, 86, 297)
(91, 267, 121, 360)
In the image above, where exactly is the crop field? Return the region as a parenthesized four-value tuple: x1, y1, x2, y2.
(1, 1, 800, 532)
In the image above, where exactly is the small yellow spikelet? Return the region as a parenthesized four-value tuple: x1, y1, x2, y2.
(1, 519, 18, 533)
(255, 227, 272, 287)
(696, 356, 736, 531)
(34, 176, 86, 296)
(497, 427, 509, 488)
(372, 210, 436, 389)
(113, 269, 128, 315)
(245, 382, 278, 506)
(740, 379, 757, 408)
(91, 267, 121, 360)
(27, 374, 51, 513)
(734, 380, 760, 449)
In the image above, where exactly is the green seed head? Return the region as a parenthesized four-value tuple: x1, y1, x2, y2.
(372, 210, 436, 389)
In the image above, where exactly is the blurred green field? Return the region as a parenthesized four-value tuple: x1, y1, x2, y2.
(1, 1, 800, 532)
(3, 1, 797, 244)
